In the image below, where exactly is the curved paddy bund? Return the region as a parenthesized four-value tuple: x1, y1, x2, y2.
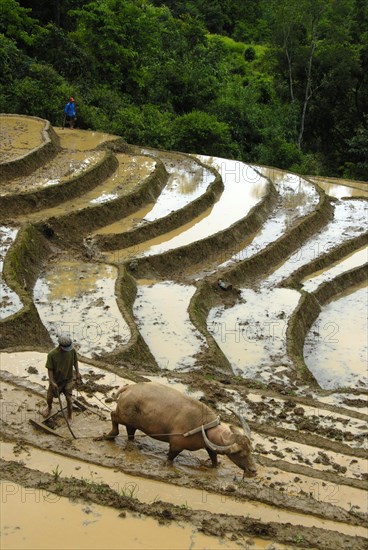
(0, 115, 367, 550)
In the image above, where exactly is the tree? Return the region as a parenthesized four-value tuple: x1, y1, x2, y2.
(0, 0, 40, 47)
(345, 121, 368, 179)
(12, 62, 68, 123)
(265, 0, 328, 151)
(31, 23, 93, 83)
(172, 110, 238, 157)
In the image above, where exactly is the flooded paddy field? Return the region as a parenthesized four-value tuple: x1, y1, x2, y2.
(0, 116, 46, 162)
(94, 150, 215, 237)
(0, 226, 23, 318)
(1, 151, 105, 196)
(0, 115, 367, 550)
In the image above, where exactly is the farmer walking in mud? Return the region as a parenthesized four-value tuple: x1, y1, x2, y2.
(42, 334, 81, 422)
(63, 97, 76, 129)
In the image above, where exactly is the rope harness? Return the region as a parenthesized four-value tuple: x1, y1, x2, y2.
(129, 416, 221, 439)
(183, 416, 220, 437)
(55, 408, 221, 440)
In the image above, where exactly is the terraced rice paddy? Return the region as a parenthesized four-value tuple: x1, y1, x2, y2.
(0, 115, 367, 550)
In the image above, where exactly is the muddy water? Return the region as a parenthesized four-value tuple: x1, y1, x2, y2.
(95, 152, 215, 236)
(20, 155, 155, 224)
(3, 372, 366, 485)
(229, 390, 366, 446)
(1, 368, 366, 543)
(0, 481, 240, 550)
(210, 168, 320, 274)
(1, 357, 365, 483)
(187, 167, 319, 278)
(0, 226, 23, 319)
(209, 197, 368, 386)
(308, 176, 368, 199)
(103, 159, 269, 360)
(54, 127, 117, 151)
(256, 167, 319, 211)
(0, 351, 127, 390)
(0, 351, 205, 411)
(256, 467, 367, 514)
(0, 352, 366, 514)
(1, 151, 105, 196)
(92, 203, 155, 236)
(208, 288, 300, 381)
(0, 442, 365, 539)
(133, 280, 206, 370)
(0, 117, 44, 162)
(33, 260, 130, 358)
(250, 432, 366, 479)
(105, 209, 215, 264)
(105, 157, 267, 262)
(304, 285, 368, 390)
(143, 157, 214, 217)
(263, 199, 368, 288)
(317, 393, 368, 415)
(302, 245, 367, 292)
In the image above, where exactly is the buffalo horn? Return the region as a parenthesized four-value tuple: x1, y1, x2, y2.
(201, 425, 233, 452)
(227, 407, 252, 440)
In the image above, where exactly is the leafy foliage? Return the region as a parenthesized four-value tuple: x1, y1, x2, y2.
(1, 0, 367, 178)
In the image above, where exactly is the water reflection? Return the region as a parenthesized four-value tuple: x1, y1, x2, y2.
(125, 157, 267, 259)
(133, 280, 206, 370)
(96, 151, 214, 236)
(33, 260, 130, 358)
(208, 287, 299, 381)
(304, 286, 368, 389)
(302, 246, 368, 292)
(0, 226, 23, 318)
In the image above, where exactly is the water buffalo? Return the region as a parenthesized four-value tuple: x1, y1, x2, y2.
(103, 382, 257, 477)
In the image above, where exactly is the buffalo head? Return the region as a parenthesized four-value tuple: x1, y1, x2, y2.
(202, 409, 257, 477)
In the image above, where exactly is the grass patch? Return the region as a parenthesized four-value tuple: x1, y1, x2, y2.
(207, 34, 268, 58)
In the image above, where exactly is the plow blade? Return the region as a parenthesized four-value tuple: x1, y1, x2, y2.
(29, 418, 67, 438)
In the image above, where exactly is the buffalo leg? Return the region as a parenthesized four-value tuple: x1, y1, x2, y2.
(126, 424, 136, 440)
(206, 448, 218, 467)
(104, 410, 120, 438)
(167, 442, 181, 463)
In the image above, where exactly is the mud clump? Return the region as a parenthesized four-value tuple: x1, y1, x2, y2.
(27, 366, 39, 374)
(77, 372, 118, 396)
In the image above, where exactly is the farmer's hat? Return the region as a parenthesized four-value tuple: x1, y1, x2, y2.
(58, 334, 74, 351)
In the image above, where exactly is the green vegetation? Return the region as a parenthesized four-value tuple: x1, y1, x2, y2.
(120, 483, 139, 499)
(294, 533, 305, 544)
(1, 0, 367, 178)
(52, 464, 62, 481)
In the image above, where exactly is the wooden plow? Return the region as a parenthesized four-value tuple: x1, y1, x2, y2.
(29, 397, 108, 439)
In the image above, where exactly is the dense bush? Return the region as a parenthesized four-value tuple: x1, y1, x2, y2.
(1, 0, 367, 179)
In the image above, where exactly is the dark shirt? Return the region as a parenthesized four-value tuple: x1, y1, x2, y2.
(46, 347, 78, 384)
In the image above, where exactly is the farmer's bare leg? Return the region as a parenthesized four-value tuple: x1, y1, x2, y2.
(65, 393, 74, 422)
(42, 385, 54, 418)
(64, 381, 75, 422)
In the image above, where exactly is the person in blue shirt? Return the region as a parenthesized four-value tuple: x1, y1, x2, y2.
(64, 97, 76, 128)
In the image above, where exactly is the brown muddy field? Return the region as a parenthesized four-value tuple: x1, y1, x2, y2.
(0, 115, 367, 550)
